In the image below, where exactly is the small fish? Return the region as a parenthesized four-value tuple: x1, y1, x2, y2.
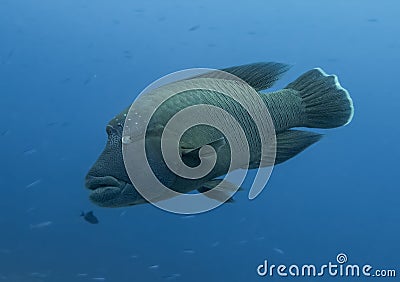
(2, 49, 15, 64)
(81, 211, 99, 224)
(30, 221, 52, 229)
(83, 74, 97, 86)
(0, 130, 10, 137)
(46, 121, 59, 127)
(77, 273, 88, 277)
(188, 25, 200, 31)
(23, 148, 37, 155)
(183, 249, 195, 254)
(59, 78, 71, 84)
(25, 179, 42, 189)
(92, 277, 106, 281)
(163, 273, 182, 280)
(148, 265, 159, 270)
(7, 49, 15, 60)
(83, 77, 92, 85)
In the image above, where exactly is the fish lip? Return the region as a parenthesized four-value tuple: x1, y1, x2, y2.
(87, 180, 147, 207)
(85, 175, 128, 207)
(85, 176, 147, 207)
(89, 186, 123, 207)
(85, 175, 122, 191)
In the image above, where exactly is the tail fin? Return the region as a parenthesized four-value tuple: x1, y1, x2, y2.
(285, 68, 354, 128)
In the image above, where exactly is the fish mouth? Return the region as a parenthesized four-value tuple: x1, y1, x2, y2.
(85, 176, 145, 207)
(85, 175, 122, 191)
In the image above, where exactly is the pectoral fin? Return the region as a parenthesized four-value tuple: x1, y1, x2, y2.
(180, 137, 226, 158)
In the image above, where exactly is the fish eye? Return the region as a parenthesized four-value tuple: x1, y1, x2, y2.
(106, 125, 114, 135)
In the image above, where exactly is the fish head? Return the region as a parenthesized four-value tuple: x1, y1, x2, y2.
(85, 108, 148, 207)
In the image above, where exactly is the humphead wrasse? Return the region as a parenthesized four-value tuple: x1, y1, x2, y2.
(85, 62, 354, 208)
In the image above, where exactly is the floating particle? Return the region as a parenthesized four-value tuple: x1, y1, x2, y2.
(25, 179, 42, 189)
(26, 207, 36, 213)
(30, 221, 52, 229)
(30, 272, 48, 278)
(0, 249, 11, 254)
(211, 241, 220, 247)
(180, 215, 195, 220)
(273, 247, 284, 255)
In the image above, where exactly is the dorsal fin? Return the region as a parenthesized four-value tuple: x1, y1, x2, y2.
(221, 62, 291, 91)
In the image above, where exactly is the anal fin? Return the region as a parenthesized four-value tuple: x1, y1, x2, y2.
(197, 179, 242, 203)
(274, 130, 323, 165)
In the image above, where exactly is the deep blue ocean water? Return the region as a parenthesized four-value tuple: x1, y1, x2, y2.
(1, 0, 399, 281)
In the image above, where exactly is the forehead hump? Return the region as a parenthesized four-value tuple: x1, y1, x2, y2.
(107, 107, 130, 128)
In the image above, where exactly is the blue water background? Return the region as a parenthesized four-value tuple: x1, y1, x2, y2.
(0, 0, 399, 281)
